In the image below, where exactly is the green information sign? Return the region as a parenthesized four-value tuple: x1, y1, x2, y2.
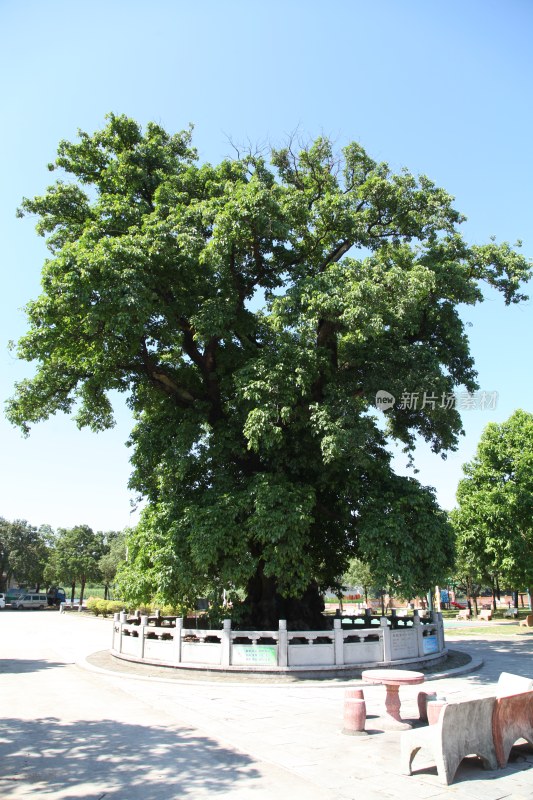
(232, 644, 278, 666)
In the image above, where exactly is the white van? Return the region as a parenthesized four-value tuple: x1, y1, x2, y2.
(13, 593, 48, 609)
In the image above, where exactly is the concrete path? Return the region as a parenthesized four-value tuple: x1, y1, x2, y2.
(1, 610, 533, 799)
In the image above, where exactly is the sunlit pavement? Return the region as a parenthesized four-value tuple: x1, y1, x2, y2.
(1, 610, 533, 799)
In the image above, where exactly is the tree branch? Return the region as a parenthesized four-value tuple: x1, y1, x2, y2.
(319, 240, 352, 272)
(139, 339, 197, 406)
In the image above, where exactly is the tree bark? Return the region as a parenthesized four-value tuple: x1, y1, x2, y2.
(241, 565, 326, 629)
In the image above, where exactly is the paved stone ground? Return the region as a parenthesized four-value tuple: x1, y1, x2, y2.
(85, 643, 472, 683)
(1, 610, 533, 799)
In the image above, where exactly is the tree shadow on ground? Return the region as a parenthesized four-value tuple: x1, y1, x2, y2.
(0, 659, 67, 674)
(0, 716, 261, 798)
(449, 636, 533, 687)
(411, 746, 533, 785)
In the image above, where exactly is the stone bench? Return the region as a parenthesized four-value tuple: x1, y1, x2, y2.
(401, 695, 497, 784)
(493, 690, 533, 767)
(403, 671, 533, 783)
(456, 609, 470, 621)
(492, 672, 533, 767)
(519, 614, 533, 627)
(59, 602, 82, 613)
(496, 671, 533, 695)
(478, 609, 492, 621)
(59, 601, 88, 613)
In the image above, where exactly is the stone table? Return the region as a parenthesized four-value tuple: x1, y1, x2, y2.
(362, 668, 425, 730)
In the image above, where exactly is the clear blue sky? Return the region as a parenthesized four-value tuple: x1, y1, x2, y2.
(1, 0, 531, 532)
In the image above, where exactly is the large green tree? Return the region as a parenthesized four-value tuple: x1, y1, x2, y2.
(451, 409, 533, 603)
(0, 518, 50, 591)
(342, 557, 377, 606)
(7, 115, 530, 626)
(98, 530, 127, 599)
(44, 525, 104, 604)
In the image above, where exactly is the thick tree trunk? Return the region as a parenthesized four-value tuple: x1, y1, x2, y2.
(241, 564, 326, 629)
(70, 582, 76, 603)
(79, 578, 86, 606)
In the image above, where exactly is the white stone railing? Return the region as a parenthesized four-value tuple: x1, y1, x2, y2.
(111, 612, 445, 672)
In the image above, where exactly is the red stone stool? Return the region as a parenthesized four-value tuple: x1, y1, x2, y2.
(346, 687, 365, 700)
(343, 692, 367, 735)
(417, 690, 437, 723)
(427, 697, 447, 725)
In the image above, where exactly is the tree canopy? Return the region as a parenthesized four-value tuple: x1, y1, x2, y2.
(0, 518, 50, 591)
(44, 524, 104, 603)
(98, 530, 127, 599)
(450, 409, 533, 598)
(7, 114, 531, 626)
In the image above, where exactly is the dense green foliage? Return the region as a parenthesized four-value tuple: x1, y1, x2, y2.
(451, 409, 533, 600)
(342, 557, 377, 605)
(7, 115, 531, 625)
(44, 524, 104, 603)
(98, 530, 127, 599)
(0, 517, 126, 601)
(0, 519, 50, 591)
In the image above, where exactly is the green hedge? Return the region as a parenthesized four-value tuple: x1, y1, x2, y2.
(85, 598, 185, 618)
(86, 597, 126, 617)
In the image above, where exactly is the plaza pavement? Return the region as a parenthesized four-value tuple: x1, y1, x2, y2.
(1, 611, 533, 799)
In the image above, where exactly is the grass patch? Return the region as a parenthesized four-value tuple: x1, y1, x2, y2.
(83, 585, 118, 600)
(446, 622, 523, 636)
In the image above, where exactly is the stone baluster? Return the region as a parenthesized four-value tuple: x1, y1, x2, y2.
(435, 611, 445, 652)
(174, 617, 183, 664)
(415, 612, 426, 657)
(278, 620, 288, 667)
(139, 614, 148, 658)
(112, 612, 119, 651)
(334, 617, 344, 665)
(221, 619, 232, 667)
(380, 616, 391, 662)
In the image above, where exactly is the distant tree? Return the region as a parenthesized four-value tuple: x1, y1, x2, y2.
(449, 511, 486, 614)
(38, 524, 55, 544)
(45, 525, 104, 604)
(357, 476, 455, 601)
(0, 518, 49, 590)
(342, 557, 377, 605)
(0, 518, 11, 590)
(7, 115, 531, 627)
(451, 409, 533, 607)
(98, 530, 127, 599)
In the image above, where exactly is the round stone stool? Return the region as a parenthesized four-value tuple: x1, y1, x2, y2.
(427, 698, 447, 725)
(343, 695, 367, 735)
(345, 687, 365, 700)
(417, 690, 437, 722)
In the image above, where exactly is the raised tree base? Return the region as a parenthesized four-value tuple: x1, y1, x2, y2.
(110, 610, 448, 674)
